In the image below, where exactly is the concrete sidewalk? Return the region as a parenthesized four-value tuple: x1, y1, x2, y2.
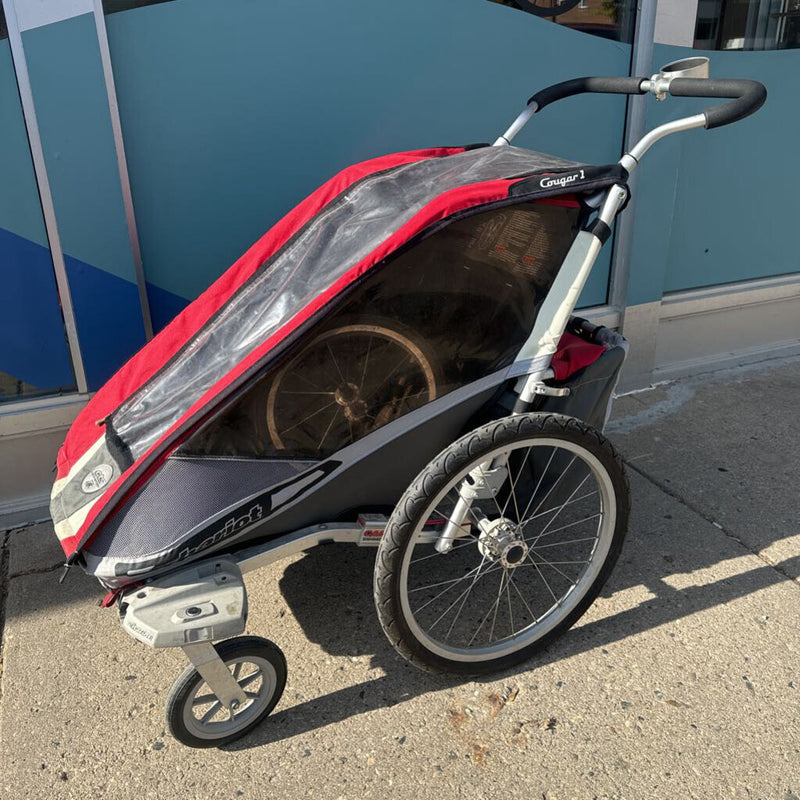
(1, 358, 798, 800)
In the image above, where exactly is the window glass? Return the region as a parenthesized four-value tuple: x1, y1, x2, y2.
(489, 0, 637, 43)
(1, 35, 78, 403)
(694, 0, 800, 50)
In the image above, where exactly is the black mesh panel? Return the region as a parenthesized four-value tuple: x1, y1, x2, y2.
(181, 201, 580, 459)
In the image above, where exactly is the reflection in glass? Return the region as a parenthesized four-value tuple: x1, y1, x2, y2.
(489, 0, 637, 43)
(694, 0, 800, 50)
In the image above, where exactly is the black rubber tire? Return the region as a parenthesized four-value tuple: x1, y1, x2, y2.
(166, 636, 287, 748)
(373, 412, 630, 676)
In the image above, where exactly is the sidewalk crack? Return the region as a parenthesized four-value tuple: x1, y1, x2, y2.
(8, 562, 64, 580)
(624, 459, 799, 588)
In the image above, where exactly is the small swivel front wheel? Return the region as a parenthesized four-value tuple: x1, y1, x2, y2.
(166, 636, 287, 748)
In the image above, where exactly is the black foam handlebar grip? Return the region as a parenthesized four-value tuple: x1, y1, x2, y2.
(528, 76, 647, 110)
(667, 78, 767, 129)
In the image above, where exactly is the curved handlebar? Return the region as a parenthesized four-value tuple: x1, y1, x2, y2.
(527, 75, 767, 130)
(528, 76, 646, 111)
(667, 78, 766, 129)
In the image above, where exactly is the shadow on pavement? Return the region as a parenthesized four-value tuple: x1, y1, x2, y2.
(224, 510, 794, 750)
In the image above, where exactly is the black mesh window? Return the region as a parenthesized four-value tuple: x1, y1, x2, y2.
(181, 200, 580, 459)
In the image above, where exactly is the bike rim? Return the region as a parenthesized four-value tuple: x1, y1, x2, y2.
(398, 435, 617, 662)
(267, 323, 437, 451)
(182, 655, 278, 740)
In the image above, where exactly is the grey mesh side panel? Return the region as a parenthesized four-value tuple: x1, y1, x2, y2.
(84, 458, 312, 561)
(111, 147, 578, 461)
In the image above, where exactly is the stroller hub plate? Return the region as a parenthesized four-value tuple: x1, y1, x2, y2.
(120, 560, 247, 649)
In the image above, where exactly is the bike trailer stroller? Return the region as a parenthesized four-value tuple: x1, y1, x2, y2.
(49, 57, 765, 747)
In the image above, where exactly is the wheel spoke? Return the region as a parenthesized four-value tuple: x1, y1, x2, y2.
(359, 335, 373, 391)
(522, 512, 602, 542)
(467, 570, 507, 646)
(281, 399, 337, 435)
(528, 472, 592, 549)
(317, 406, 341, 450)
(413, 561, 488, 615)
(488, 569, 507, 643)
(444, 553, 489, 642)
(528, 552, 577, 583)
(520, 490, 599, 527)
(526, 551, 560, 606)
(408, 572, 486, 594)
(505, 569, 515, 637)
(232, 662, 242, 680)
(427, 561, 504, 632)
(518, 447, 558, 523)
(500, 446, 532, 522)
(409, 536, 478, 564)
(192, 692, 217, 707)
(281, 390, 336, 396)
(530, 536, 599, 550)
(476, 463, 506, 520)
(374, 352, 414, 392)
(237, 669, 263, 690)
(523, 454, 578, 528)
(507, 572, 539, 624)
(326, 342, 348, 384)
(200, 701, 222, 724)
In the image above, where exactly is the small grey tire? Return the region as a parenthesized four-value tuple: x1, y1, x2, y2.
(166, 636, 287, 748)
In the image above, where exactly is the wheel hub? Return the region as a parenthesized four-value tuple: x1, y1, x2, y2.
(334, 381, 369, 422)
(478, 518, 529, 568)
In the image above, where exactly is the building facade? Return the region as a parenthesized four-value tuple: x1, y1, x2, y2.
(1, 0, 798, 521)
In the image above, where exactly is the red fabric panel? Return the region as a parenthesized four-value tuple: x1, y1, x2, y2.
(535, 195, 580, 209)
(56, 147, 465, 479)
(551, 332, 606, 381)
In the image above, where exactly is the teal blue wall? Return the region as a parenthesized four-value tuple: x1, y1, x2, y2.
(13, 2, 792, 402)
(0, 40, 75, 396)
(105, 0, 632, 325)
(626, 43, 797, 306)
(22, 12, 148, 389)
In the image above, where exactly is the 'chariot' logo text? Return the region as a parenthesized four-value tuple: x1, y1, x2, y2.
(178, 504, 264, 560)
(539, 169, 586, 189)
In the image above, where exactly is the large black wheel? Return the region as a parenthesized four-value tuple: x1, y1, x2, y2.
(166, 636, 286, 748)
(374, 413, 630, 675)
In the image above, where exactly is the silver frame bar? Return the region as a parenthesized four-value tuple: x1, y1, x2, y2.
(235, 523, 362, 574)
(493, 102, 538, 146)
(514, 184, 629, 404)
(3, 0, 88, 394)
(92, 0, 153, 340)
(621, 114, 706, 171)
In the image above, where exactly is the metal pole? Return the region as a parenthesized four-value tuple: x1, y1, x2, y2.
(92, 0, 153, 340)
(608, 0, 658, 319)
